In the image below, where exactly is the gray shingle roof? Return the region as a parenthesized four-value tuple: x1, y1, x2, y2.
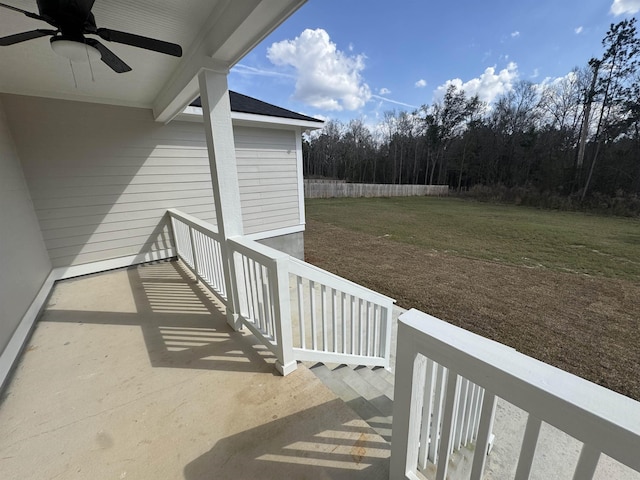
(190, 91, 323, 123)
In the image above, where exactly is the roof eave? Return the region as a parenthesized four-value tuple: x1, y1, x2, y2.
(177, 106, 325, 130)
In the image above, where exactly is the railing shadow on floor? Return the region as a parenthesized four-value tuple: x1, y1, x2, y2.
(183, 398, 391, 480)
(41, 259, 278, 374)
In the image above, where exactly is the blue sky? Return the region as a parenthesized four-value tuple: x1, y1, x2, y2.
(229, 0, 640, 124)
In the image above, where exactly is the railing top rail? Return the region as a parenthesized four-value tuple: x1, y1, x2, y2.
(399, 309, 640, 471)
(289, 256, 395, 306)
(167, 208, 220, 238)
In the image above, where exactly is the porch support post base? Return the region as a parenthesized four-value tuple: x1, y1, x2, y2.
(275, 360, 297, 376)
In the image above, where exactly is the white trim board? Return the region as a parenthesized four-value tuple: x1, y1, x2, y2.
(54, 248, 176, 280)
(0, 270, 57, 392)
(245, 224, 304, 241)
(295, 127, 306, 226)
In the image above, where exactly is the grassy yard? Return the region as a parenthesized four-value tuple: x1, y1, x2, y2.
(306, 197, 640, 281)
(304, 197, 640, 400)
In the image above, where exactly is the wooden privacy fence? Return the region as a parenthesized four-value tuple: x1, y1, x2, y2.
(304, 180, 449, 198)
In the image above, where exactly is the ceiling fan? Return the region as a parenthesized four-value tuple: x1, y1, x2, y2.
(0, 0, 182, 73)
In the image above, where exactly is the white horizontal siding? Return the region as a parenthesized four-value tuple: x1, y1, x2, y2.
(234, 126, 301, 235)
(3, 96, 302, 268)
(3, 95, 216, 268)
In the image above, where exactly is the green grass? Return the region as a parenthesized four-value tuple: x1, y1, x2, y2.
(306, 197, 640, 282)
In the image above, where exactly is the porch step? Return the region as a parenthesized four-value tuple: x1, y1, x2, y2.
(306, 362, 395, 442)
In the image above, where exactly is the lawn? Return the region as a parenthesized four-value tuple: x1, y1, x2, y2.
(306, 197, 640, 281)
(304, 197, 640, 400)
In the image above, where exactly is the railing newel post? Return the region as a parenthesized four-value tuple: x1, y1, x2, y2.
(272, 254, 296, 376)
(390, 323, 425, 479)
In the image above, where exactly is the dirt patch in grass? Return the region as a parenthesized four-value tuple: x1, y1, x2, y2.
(305, 219, 640, 401)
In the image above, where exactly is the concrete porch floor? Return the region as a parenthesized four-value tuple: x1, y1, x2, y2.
(0, 260, 390, 479)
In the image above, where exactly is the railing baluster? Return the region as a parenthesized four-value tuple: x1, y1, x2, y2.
(341, 292, 347, 354)
(264, 264, 275, 341)
(242, 256, 253, 320)
(252, 259, 261, 330)
(470, 392, 497, 480)
(366, 302, 372, 357)
(350, 296, 356, 354)
(372, 304, 379, 358)
(572, 444, 601, 480)
(188, 225, 199, 279)
(418, 358, 436, 470)
(199, 233, 208, 283)
(514, 415, 542, 480)
(297, 275, 305, 349)
(209, 237, 217, 289)
(261, 265, 272, 338)
(429, 363, 446, 463)
(358, 298, 364, 356)
(462, 381, 476, 446)
(435, 370, 460, 480)
(321, 284, 327, 351)
(217, 240, 226, 297)
(473, 387, 484, 437)
(453, 378, 469, 451)
(331, 289, 337, 352)
(309, 280, 317, 350)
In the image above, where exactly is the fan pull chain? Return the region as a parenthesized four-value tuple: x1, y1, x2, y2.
(85, 44, 95, 82)
(69, 60, 78, 89)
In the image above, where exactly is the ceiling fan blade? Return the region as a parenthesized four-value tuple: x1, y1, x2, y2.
(0, 2, 57, 27)
(96, 28, 182, 57)
(85, 38, 131, 73)
(0, 29, 56, 46)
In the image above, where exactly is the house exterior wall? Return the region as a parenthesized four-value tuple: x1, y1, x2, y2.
(235, 126, 301, 236)
(1, 94, 304, 268)
(0, 97, 51, 356)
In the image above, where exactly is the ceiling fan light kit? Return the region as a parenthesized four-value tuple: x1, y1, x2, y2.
(50, 37, 101, 63)
(0, 0, 183, 73)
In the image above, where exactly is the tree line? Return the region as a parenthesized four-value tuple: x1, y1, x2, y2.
(303, 19, 640, 212)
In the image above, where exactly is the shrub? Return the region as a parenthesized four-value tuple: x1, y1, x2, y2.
(461, 185, 640, 217)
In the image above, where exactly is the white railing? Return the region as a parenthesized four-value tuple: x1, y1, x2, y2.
(166, 209, 396, 375)
(391, 309, 640, 480)
(416, 361, 488, 471)
(168, 210, 227, 304)
(289, 257, 394, 368)
(228, 235, 295, 375)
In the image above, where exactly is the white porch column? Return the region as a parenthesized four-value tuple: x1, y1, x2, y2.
(198, 69, 243, 330)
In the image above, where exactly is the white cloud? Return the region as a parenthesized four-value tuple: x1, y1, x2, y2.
(379, 87, 391, 95)
(574, 26, 584, 34)
(610, 0, 640, 15)
(511, 31, 520, 38)
(531, 68, 540, 79)
(435, 62, 519, 104)
(415, 79, 427, 88)
(267, 28, 371, 111)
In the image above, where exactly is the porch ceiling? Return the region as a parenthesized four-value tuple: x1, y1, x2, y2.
(0, 0, 305, 120)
